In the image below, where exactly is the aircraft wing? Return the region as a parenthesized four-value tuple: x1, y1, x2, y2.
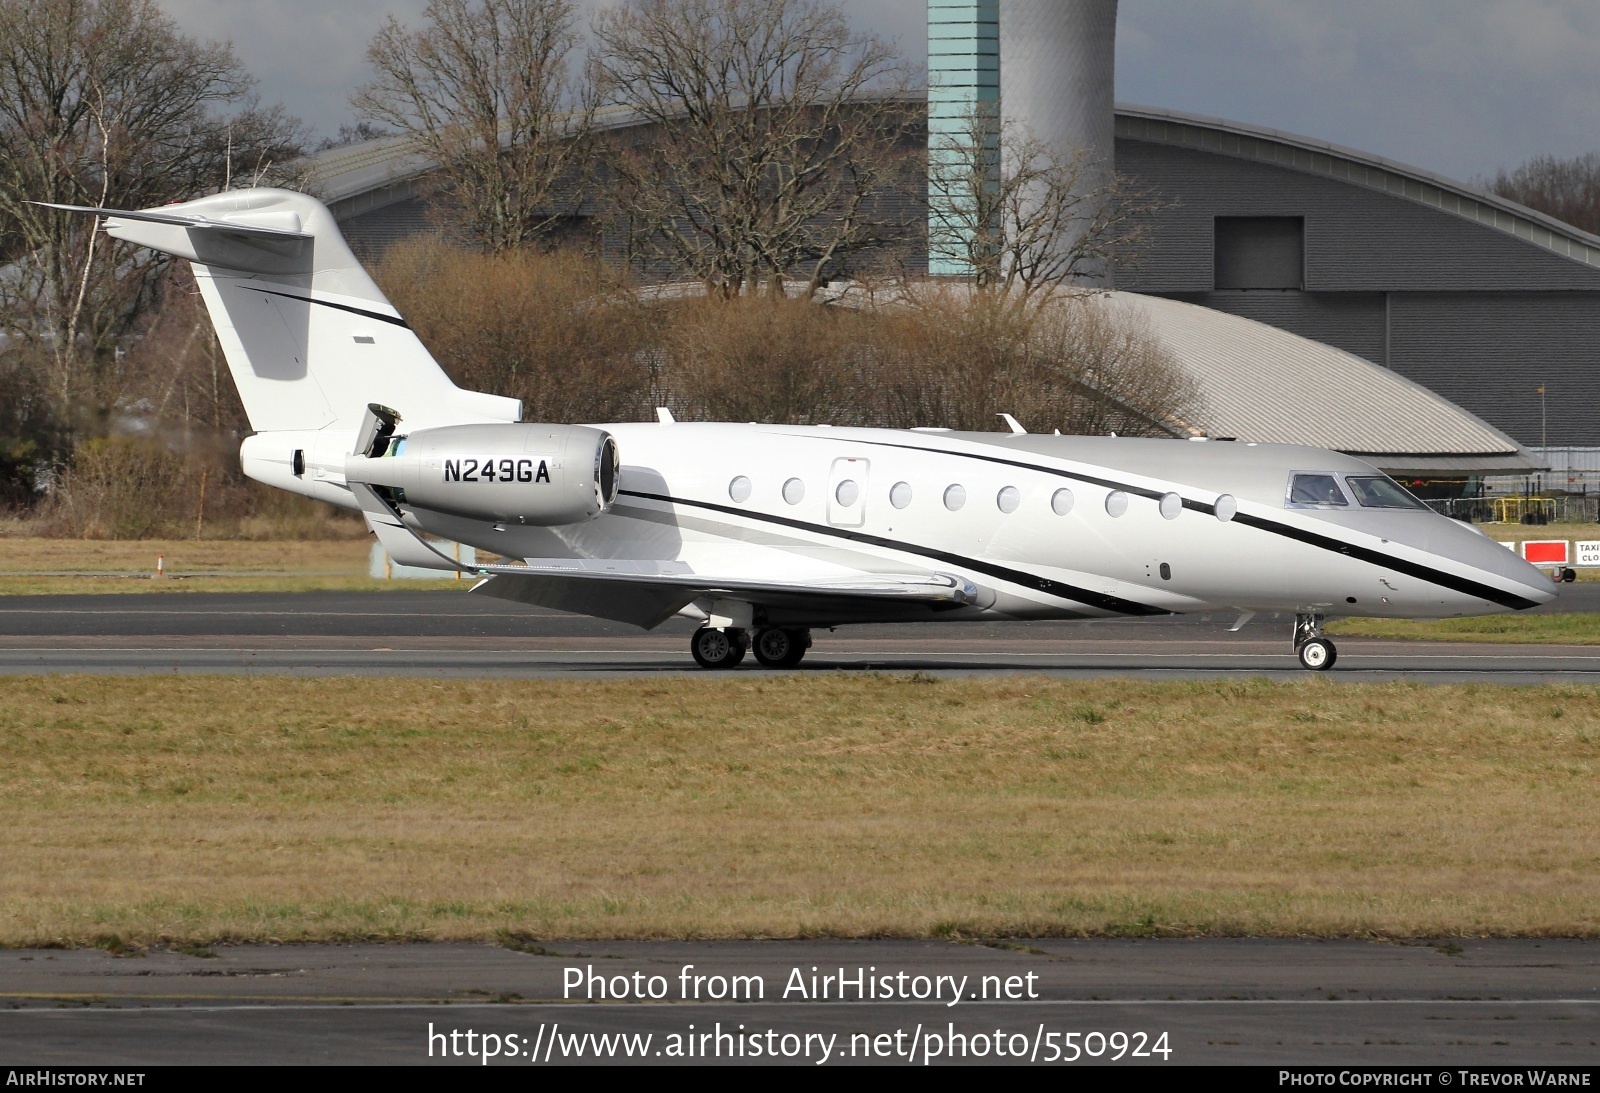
(350, 483, 978, 629)
(470, 564, 980, 629)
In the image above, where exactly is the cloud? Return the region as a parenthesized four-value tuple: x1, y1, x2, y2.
(1117, 0, 1600, 179)
(147, 0, 1600, 178)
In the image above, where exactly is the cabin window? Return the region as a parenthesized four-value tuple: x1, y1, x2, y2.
(996, 486, 1020, 513)
(890, 481, 913, 509)
(943, 484, 966, 511)
(1051, 488, 1075, 516)
(1159, 492, 1182, 520)
(1214, 216, 1304, 289)
(1105, 490, 1129, 517)
(1288, 473, 1348, 507)
(1344, 475, 1426, 510)
(1214, 493, 1237, 521)
(835, 479, 859, 506)
(729, 476, 752, 503)
(782, 477, 805, 505)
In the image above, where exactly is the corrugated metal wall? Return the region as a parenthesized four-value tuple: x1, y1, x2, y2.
(1118, 140, 1600, 292)
(1388, 293, 1600, 447)
(1117, 138, 1600, 447)
(1164, 291, 1387, 366)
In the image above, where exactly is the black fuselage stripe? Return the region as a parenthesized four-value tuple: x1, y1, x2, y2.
(836, 438, 1539, 611)
(618, 490, 1170, 617)
(1227, 513, 1538, 610)
(242, 286, 411, 328)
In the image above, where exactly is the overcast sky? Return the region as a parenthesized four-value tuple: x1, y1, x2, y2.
(159, 0, 1600, 184)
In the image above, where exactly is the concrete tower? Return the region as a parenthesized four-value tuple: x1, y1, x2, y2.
(1001, 0, 1119, 286)
(927, 0, 1119, 284)
(927, 0, 1000, 276)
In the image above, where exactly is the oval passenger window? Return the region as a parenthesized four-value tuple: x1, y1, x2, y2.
(943, 484, 966, 511)
(890, 481, 913, 509)
(782, 477, 805, 505)
(996, 486, 1020, 513)
(729, 476, 752, 503)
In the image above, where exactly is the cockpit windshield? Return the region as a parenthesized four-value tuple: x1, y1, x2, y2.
(1344, 475, 1427, 510)
(1288, 473, 1348, 507)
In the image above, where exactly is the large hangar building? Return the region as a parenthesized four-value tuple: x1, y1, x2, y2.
(1114, 106, 1600, 461)
(310, 0, 1600, 485)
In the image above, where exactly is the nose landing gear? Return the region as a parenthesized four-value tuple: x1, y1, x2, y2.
(1294, 612, 1337, 671)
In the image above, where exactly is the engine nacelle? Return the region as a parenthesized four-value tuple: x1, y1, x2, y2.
(346, 423, 619, 525)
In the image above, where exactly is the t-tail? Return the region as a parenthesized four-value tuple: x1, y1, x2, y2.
(44, 188, 522, 508)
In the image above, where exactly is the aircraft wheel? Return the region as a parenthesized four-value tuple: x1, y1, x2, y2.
(1296, 637, 1337, 671)
(752, 627, 810, 668)
(691, 627, 746, 669)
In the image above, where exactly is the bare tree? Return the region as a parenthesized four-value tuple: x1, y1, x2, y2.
(0, 0, 305, 434)
(928, 104, 1155, 303)
(591, 0, 918, 298)
(353, 0, 594, 252)
(1487, 152, 1600, 237)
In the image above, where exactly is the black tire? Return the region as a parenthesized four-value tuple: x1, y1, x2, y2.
(752, 627, 809, 668)
(1296, 637, 1337, 671)
(691, 627, 745, 669)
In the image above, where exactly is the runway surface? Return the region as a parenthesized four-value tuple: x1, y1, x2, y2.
(1, 939, 1595, 1066)
(3, 593, 1597, 1066)
(0, 588, 1597, 682)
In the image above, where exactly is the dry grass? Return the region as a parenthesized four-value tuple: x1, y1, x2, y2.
(1, 675, 1596, 946)
(1331, 614, 1600, 644)
(0, 538, 479, 594)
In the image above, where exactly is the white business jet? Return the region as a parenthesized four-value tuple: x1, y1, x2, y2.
(47, 189, 1557, 670)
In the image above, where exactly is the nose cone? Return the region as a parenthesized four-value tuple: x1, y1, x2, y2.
(1460, 527, 1559, 609)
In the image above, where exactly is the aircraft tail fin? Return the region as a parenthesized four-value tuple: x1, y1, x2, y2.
(44, 189, 520, 434)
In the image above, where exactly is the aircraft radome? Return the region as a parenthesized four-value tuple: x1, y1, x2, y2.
(45, 189, 1558, 671)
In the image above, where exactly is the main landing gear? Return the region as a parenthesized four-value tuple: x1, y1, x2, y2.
(690, 626, 811, 669)
(1293, 612, 1337, 672)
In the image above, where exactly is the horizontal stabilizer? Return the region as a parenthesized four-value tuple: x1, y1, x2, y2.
(35, 201, 309, 238)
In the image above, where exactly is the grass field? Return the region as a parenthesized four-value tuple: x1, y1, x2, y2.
(0, 538, 473, 594)
(2, 675, 1596, 947)
(1329, 614, 1600, 644)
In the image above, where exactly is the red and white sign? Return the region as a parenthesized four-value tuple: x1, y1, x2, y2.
(1521, 540, 1570, 564)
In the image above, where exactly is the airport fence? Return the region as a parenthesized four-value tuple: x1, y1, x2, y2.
(1425, 495, 1600, 525)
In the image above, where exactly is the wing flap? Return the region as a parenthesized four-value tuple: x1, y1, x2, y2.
(471, 563, 980, 629)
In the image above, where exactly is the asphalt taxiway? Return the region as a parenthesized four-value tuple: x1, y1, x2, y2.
(3, 592, 1597, 1066)
(0, 588, 1597, 682)
(1, 939, 1595, 1065)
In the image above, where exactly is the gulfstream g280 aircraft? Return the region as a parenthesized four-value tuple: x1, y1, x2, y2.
(48, 189, 1556, 670)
